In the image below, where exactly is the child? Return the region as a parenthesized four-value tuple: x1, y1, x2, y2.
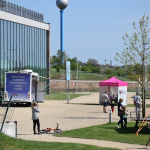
(111, 94, 116, 112)
(122, 107, 128, 129)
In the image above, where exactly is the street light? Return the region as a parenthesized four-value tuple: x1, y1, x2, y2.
(56, 0, 68, 64)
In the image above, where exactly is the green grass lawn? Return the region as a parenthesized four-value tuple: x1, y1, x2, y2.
(127, 104, 150, 108)
(114, 76, 132, 81)
(55, 122, 150, 145)
(50, 90, 99, 93)
(131, 95, 150, 99)
(0, 132, 120, 150)
(45, 94, 91, 100)
(127, 89, 136, 92)
(130, 91, 150, 99)
(50, 91, 76, 94)
(70, 103, 99, 106)
(50, 68, 131, 81)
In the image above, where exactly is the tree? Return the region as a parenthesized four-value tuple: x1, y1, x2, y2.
(57, 50, 69, 64)
(87, 58, 99, 67)
(78, 60, 84, 66)
(117, 69, 124, 77)
(106, 68, 111, 75)
(72, 57, 77, 63)
(91, 67, 100, 73)
(115, 14, 150, 117)
(56, 65, 60, 73)
(51, 55, 59, 64)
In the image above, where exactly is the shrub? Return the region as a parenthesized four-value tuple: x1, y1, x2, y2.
(91, 67, 100, 73)
(56, 66, 60, 73)
(81, 66, 88, 71)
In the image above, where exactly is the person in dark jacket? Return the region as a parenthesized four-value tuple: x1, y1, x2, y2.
(116, 98, 124, 129)
(31, 102, 41, 134)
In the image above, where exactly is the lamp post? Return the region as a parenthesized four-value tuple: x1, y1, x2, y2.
(56, 0, 68, 64)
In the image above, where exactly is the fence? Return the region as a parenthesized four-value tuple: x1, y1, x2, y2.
(0, 0, 43, 22)
(0, 94, 16, 135)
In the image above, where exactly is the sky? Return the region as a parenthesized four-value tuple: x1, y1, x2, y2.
(7, 0, 150, 65)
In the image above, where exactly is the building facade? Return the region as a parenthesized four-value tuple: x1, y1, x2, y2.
(0, 0, 50, 94)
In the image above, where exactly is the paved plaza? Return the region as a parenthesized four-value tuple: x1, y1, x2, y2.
(11, 92, 149, 150)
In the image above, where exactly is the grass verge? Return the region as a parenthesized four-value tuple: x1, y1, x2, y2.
(127, 89, 136, 92)
(50, 68, 131, 81)
(45, 94, 91, 100)
(55, 122, 150, 145)
(70, 103, 99, 105)
(127, 104, 150, 108)
(0, 132, 119, 150)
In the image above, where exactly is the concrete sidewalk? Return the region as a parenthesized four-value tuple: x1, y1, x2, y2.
(17, 134, 147, 150)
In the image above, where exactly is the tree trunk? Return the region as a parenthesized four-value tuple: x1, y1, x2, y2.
(142, 87, 144, 117)
(143, 89, 146, 117)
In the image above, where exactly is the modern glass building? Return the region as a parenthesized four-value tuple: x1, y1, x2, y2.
(0, 0, 50, 94)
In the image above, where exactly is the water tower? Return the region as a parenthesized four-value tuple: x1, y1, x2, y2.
(56, 0, 68, 64)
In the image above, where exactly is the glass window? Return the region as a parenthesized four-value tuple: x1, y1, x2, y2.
(17, 23, 20, 71)
(35, 27, 37, 73)
(19, 24, 23, 69)
(38, 28, 41, 77)
(30, 26, 32, 69)
(44, 30, 46, 78)
(0, 19, 48, 87)
(7, 21, 11, 71)
(27, 26, 30, 69)
(24, 25, 27, 68)
(10, 22, 14, 71)
(4, 20, 7, 72)
(1, 20, 4, 81)
(13, 23, 16, 70)
(36, 28, 38, 73)
(31, 27, 35, 71)
(22, 25, 25, 69)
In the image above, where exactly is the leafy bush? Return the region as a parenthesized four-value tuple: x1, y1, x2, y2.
(91, 67, 100, 73)
(51, 65, 57, 68)
(56, 66, 60, 73)
(81, 66, 88, 71)
(71, 62, 77, 70)
(106, 69, 111, 75)
(128, 75, 143, 81)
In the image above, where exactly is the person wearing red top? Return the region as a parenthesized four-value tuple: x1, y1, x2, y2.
(111, 94, 116, 112)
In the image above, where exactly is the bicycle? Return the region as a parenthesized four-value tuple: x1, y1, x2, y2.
(40, 123, 62, 134)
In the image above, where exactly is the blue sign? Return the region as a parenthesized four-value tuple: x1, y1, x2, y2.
(66, 61, 70, 80)
(6, 73, 30, 99)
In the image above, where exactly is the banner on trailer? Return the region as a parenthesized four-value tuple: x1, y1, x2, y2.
(66, 61, 70, 80)
(6, 73, 30, 99)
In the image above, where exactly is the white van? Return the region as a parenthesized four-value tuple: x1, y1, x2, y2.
(4, 70, 45, 104)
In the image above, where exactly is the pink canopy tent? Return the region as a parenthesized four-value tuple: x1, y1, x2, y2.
(99, 77, 128, 105)
(99, 77, 127, 87)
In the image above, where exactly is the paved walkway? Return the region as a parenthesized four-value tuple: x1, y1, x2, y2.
(11, 92, 149, 150)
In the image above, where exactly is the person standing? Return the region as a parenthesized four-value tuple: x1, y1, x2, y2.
(102, 91, 111, 113)
(117, 98, 124, 129)
(116, 94, 118, 103)
(122, 107, 128, 129)
(133, 92, 142, 112)
(31, 102, 41, 134)
(111, 94, 116, 113)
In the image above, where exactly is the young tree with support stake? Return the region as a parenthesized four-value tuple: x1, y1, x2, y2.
(115, 14, 150, 117)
